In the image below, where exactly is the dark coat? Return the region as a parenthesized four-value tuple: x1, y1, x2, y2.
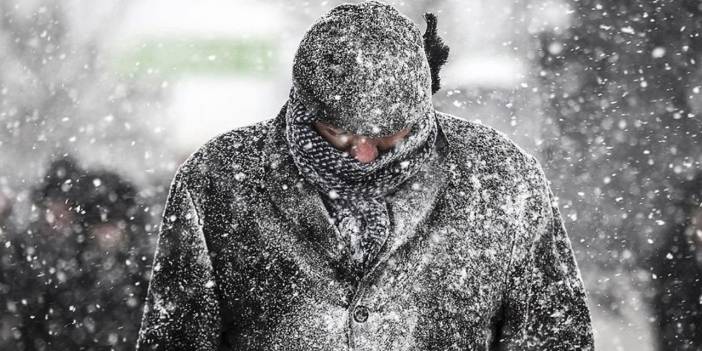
(136, 107, 594, 350)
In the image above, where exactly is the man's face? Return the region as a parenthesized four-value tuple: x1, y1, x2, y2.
(314, 121, 410, 163)
(44, 199, 75, 234)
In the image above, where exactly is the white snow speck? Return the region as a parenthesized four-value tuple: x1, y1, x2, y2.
(651, 47, 666, 58)
(621, 26, 635, 34)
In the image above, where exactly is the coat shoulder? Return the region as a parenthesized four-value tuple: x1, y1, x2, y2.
(436, 111, 546, 190)
(176, 118, 276, 192)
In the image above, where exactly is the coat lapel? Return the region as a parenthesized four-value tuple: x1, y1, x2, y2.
(261, 106, 346, 271)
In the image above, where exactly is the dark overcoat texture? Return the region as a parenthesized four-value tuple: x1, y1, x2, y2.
(136, 106, 594, 350)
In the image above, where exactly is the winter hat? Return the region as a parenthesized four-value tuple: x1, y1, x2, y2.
(291, 0, 433, 137)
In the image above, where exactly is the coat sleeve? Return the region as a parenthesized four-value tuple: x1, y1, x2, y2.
(136, 170, 221, 350)
(496, 158, 594, 350)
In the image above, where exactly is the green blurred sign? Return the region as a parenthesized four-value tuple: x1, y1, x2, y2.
(116, 38, 277, 77)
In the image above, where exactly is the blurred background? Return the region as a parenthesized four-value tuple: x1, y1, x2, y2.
(0, 0, 700, 350)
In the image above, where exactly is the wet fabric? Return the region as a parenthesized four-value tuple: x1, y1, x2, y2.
(285, 88, 437, 274)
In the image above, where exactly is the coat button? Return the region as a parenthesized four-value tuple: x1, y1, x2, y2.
(353, 305, 369, 323)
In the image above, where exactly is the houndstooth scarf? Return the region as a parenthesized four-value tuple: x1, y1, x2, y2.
(285, 88, 437, 275)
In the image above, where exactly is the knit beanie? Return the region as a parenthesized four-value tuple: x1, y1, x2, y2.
(291, 0, 433, 137)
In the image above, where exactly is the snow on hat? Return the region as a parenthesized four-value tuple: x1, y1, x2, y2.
(292, 0, 433, 137)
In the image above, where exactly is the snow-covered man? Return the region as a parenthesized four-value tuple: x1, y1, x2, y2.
(137, 1, 594, 350)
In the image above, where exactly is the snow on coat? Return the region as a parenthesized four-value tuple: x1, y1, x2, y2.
(136, 106, 594, 350)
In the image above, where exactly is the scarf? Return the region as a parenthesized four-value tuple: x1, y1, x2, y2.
(285, 88, 438, 276)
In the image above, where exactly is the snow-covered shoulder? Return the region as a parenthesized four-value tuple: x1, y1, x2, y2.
(435, 111, 546, 194)
(171, 118, 277, 198)
(433, 111, 557, 268)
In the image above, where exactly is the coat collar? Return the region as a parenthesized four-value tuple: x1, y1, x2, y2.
(259, 103, 454, 281)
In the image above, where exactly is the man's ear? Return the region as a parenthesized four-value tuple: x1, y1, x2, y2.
(423, 13, 450, 95)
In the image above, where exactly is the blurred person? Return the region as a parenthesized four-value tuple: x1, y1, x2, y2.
(651, 173, 702, 350)
(3, 156, 84, 351)
(0, 190, 13, 231)
(137, 2, 593, 350)
(0, 190, 20, 349)
(6, 156, 150, 351)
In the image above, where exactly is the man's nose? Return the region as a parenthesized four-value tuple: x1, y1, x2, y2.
(350, 137, 379, 163)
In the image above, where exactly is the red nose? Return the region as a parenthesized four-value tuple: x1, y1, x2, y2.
(351, 140, 378, 163)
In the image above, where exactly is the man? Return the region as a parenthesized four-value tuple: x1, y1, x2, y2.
(137, 1, 594, 350)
